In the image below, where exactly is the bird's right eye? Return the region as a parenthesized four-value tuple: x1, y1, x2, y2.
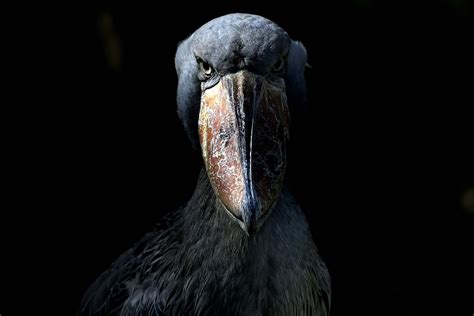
(197, 57, 214, 79)
(271, 56, 286, 74)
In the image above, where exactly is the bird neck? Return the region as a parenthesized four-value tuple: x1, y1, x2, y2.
(175, 168, 321, 306)
(181, 168, 250, 245)
(180, 168, 311, 258)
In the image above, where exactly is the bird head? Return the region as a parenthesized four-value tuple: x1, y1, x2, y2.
(175, 14, 307, 235)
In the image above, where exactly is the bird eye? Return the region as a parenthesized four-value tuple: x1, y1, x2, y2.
(197, 58, 214, 78)
(272, 57, 285, 73)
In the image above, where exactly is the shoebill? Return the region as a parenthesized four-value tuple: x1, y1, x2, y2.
(80, 13, 331, 316)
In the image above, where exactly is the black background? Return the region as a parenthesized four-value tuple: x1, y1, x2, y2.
(2, 1, 473, 315)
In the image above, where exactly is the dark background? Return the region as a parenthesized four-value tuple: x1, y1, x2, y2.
(2, 1, 473, 315)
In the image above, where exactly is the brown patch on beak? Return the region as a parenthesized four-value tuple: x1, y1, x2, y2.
(199, 80, 245, 219)
(198, 71, 289, 234)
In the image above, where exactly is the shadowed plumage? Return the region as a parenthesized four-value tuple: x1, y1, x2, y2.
(80, 13, 331, 316)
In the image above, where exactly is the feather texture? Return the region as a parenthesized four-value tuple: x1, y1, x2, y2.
(80, 170, 330, 315)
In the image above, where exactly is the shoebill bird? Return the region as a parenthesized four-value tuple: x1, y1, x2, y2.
(80, 13, 331, 316)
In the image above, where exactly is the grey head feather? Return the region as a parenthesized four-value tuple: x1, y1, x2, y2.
(286, 40, 308, 107)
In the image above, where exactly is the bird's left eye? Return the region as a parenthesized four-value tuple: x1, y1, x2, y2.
(272, 57, 285, 73)
(197, 58, 214, 78)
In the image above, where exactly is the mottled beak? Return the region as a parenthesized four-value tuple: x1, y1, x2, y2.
(198, 70, 290, 235)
